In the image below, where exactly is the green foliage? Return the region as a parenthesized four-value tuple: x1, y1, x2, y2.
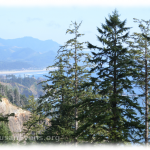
(0, 74, 45, 98)
(80, 10, 145, 144)
(3, 74, 41, 88)
(0, 112, 16, 145)
(22, 95, 45, 144)
(0, 10, 146, 146)
(0, 122, 13, 144)
(0, 83, 28, 107)
(37, 21, 95, 144)
(127, 18, 150, 145)
(0, 74, 46, 107)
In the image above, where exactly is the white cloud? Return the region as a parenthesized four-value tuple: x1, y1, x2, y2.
(27, 17, 42, 22)
(0, 0, 150, 7)
(47, 21, 60, 28)
(0, 43, 4, 46)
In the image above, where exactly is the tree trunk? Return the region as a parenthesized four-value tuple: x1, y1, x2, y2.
(112, 28, 117, 143)
(74, 24, 78, 145)
(145, 41, 148, 146)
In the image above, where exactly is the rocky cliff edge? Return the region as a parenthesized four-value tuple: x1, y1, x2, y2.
(0, 98, 49, 141)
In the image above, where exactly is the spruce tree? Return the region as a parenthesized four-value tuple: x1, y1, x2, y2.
(0, 93, 15, 144)
(0, 121, 13, 144)
(14, 88, 20, 106)
(37, 58, 75, 144)
(82, 10, 145, 144)
(22, 95, 44, 144)
(37, 21, 95, 144)
(127, 18, 150, 146)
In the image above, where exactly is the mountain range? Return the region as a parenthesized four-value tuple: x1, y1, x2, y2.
(0, 37, 61, 70)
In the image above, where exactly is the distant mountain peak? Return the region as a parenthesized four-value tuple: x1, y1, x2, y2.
(0, 37, 60, 68)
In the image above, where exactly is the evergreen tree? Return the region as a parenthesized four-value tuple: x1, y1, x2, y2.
(0, 98, 15, 145)
(81, 10, 145, 144)
(0, 121, 13, 144)
(22, 95, 44, 144)
(37, 21, 95, 144)
(0, 93, 15, 144)
(14, 88, 20, 106)
(20, 95, 28, 107)
(37, 58, 75, 144)
(127, 18, 150, 146)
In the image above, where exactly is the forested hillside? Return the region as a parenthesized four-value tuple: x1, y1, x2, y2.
(0, 83, 28, 107)
(0, 74, 45, 107)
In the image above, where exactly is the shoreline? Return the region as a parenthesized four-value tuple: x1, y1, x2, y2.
(0, 69, 49, 75)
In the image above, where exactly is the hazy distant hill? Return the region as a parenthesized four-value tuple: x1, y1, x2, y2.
(0, 37, 61, 69)
(0, 61, 34, 70)
(0, 36, 60, 53)
(9, 48, 39, 60)
(26, 50, 56, 67)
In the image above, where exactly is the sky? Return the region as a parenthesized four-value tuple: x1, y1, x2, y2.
(0, 0, 150, 47)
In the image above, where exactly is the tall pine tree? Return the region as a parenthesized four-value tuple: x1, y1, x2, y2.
(127, 18, 150, 146)
(80, 10, 145, 144)
(37, 21, 95, 144)
(22, 95, 44, 144)
(0, 94, 15, 144)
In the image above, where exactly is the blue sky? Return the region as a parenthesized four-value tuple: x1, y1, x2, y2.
(0, 0, 150, 47)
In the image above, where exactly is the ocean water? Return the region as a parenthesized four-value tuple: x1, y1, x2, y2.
(8, 69, 143, 96)
(4, 69, 144, 108)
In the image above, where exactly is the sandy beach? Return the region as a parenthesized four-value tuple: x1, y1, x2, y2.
(0, 67, 58, 75)
(0, 69, 48, 75)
